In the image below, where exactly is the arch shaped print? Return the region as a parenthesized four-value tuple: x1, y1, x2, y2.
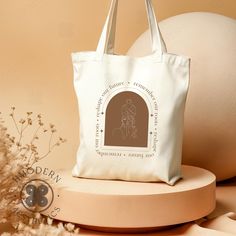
(104, 91, 149, 147)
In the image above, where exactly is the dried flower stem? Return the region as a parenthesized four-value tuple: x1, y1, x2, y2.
(10, 108, 20, 135)
(39, 132, 54, 160)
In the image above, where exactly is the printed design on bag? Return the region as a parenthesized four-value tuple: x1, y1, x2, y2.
(95, 82, 159, 158)
(104, 91, 148, 147)
(114, 99, 137, 140)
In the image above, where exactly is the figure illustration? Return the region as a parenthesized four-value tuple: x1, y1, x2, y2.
(113, 99, 138, 140)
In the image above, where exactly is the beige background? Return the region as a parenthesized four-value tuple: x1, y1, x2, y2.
(0, 0, 235, 170)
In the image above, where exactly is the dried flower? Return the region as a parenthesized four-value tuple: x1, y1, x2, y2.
(27, 118, 32, 125)
(19, 119, 26, 124)
(58, 222, 65, 230)
(35, 212, 41, 220)
(47, 217, 53, 225)
(0, 108, 68, 235)
(49, 123, 54, 128)
(1, 232, 11, 236)
(65, 222, 75, 232)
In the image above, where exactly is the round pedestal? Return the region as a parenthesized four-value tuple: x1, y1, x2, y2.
(43, 165, 216, 233)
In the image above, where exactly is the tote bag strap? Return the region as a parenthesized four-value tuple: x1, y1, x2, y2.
(96, 0, 167, 58)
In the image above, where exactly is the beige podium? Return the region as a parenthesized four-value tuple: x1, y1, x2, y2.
(43, 165, 216, 233)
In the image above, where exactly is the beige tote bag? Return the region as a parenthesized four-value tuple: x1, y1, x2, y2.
(72, 0, 190, 185)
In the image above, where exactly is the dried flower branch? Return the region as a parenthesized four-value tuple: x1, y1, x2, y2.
(7, 109, 66, 166)
(0, 108, 73, 235)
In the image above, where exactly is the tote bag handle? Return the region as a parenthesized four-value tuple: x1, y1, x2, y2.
(96, 0, 167, 58)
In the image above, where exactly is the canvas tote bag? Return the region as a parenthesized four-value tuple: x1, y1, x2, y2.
(72, 0, 190, 185)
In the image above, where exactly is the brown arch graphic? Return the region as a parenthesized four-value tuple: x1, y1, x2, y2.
(104, 91, 149, 147)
